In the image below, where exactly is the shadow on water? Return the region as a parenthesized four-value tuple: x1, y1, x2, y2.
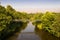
(34, 27, 60, 40)
(3, 21, 28, 40)
(7, 22, 40, 40)
(17, 22, 40, 40)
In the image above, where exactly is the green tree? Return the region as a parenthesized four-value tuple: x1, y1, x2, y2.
(40, 12, 60, 37)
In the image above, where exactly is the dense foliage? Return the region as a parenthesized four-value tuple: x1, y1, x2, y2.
(0, 5, 28, 40)
(33, 12, 60, 37)
(0, 5, 12, 31)
(40, 12, 60, 37)
(0, 5, 60, 40)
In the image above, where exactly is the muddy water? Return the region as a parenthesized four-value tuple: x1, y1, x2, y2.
(7, 22, 59, 40)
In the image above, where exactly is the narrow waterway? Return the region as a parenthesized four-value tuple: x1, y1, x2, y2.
(17, 22, 40, 40)
(7, 22, 40, 40)
(7, 22, 59, 40)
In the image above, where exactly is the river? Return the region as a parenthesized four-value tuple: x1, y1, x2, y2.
(7, 22, 59, 40)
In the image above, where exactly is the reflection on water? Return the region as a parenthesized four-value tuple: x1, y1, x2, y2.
(17, 22, 40, 40)
(7, 22, 59, 40)
(7, 22, 28, 40)
(21, 22, 35, 32)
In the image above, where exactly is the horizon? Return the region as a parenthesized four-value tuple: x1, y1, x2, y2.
(0, 0, 60, 13)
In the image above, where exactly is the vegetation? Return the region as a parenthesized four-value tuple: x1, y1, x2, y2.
(33, 12, 60, 37)
(0, 5, 28, 40)
(0, 5, 60, 40)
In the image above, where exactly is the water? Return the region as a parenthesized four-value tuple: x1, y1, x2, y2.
(7, 22, 59, 40)
(21, 22, 35, 32)
(17, 22, 40, 40)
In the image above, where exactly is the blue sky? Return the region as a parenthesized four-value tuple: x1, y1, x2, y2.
(0, 0, 60, 13)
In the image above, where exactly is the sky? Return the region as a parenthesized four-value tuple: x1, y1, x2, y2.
(0, 0, 60, 13)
